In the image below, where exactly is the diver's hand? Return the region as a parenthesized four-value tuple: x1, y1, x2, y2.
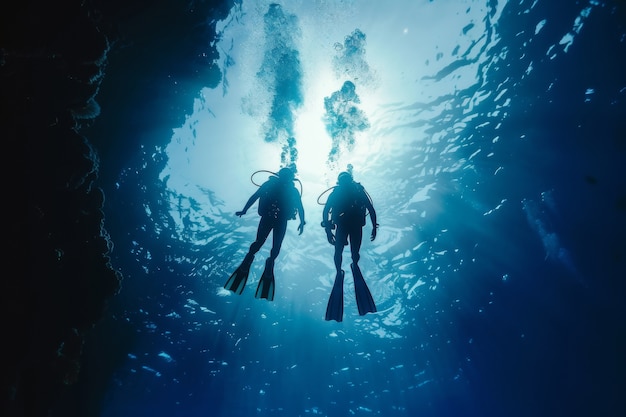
(298, 221, 305, 235)
(321, 221, 335, 244)
(236, 210, 246, 217)
(370, 224, 378, 241)
(326, 229, 335, 245)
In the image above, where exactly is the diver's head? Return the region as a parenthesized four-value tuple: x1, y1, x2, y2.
(337, 171, 353, 185)
(278, 167, 295, 182)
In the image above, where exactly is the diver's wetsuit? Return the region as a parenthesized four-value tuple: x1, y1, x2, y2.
(225, 168, 304, 299)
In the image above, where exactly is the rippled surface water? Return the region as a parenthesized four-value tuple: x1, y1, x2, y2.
(101, 1, 626, 416)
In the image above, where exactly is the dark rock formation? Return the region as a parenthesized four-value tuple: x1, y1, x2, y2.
(2, 1, 232, 416)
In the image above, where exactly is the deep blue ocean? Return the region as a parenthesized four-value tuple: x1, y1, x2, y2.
(91, 1, 625, 416)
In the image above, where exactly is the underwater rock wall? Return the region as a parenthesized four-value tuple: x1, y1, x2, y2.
(2, 1, 232, 416)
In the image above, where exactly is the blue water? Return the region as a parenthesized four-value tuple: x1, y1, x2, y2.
(98, 1, 625, 416)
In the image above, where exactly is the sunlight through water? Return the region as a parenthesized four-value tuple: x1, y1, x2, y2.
(101, 0, 620, 416)
(158, 1, 515, 310)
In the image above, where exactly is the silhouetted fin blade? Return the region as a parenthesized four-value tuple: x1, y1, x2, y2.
(325, 270, 345, 322)
(224, 254, 254, 294)
(351, 263, 376, 316)
(255, 258, 275, 301)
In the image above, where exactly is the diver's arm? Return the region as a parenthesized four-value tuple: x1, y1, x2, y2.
(321, 204, 330, 227)
(321, 200, 335, 245)
(296, 198, 305, 235)
(365, 198, 378, 241)
(236, 189, 261, 217)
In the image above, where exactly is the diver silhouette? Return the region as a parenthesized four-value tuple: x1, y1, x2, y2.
(224, 167, 305, 301)
(321, 171, 378, 321)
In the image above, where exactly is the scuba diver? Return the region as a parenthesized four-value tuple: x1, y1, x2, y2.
(224, 167, 305, 301)
(321, 171, 378, 321)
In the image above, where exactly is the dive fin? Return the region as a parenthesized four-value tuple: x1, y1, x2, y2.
(224, 253, 254, 294)
(351, 263, 377, 316)
(255, 258, 275, 301)
(325, 270, 345, 322)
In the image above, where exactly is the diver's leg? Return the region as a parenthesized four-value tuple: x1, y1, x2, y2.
(333, 245, 343, 275)
(248, 216, 272, 255)
(226, 217, 271, 293)
(334, 226, 349, 273)
(269, 219, 288, 261)
(349, 225, 363, 266)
